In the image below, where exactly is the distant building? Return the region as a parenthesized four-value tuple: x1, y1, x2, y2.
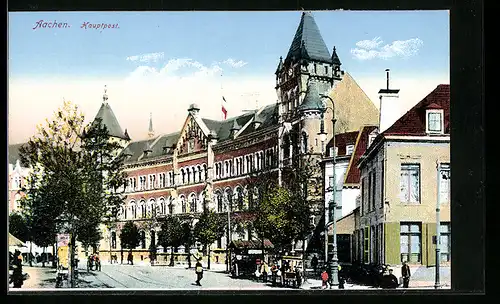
(354, 84, 450, 267)
(8, 144, 29, 214)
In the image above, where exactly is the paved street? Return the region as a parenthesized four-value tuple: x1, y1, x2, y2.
(10, 264, 450, 290)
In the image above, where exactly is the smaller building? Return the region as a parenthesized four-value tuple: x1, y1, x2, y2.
(355, 84, 450, 268)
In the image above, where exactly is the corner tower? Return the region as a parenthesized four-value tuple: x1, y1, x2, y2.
(275, 12, 343, 121)
(92, 85, 130, 150)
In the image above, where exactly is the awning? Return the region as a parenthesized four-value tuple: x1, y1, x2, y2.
(9, 233, 25, 247)
(229, 239, 274, 250)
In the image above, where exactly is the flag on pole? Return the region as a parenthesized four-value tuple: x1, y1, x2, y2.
(222, 96, 228, 120)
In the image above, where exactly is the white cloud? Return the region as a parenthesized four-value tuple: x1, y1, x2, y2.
(222, 58, 248, 68)
(8, 57, 273, 144)
(126, 52, 165, 63)
(351, 38, 423, 60)
(355, 37, 384, 50)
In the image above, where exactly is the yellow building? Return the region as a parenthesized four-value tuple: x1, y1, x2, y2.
(355, 84, 450, 267)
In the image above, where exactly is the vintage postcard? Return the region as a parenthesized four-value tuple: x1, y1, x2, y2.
(8, 10, 451, 291)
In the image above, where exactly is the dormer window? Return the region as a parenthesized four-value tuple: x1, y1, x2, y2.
(426, 109, 444, 134)
(368, 135, 376, 148)
(325, 66, 329, 75)
(346, 144, 355, 156)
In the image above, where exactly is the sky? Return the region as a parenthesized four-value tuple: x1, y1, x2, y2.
(8, 11, 450, 144)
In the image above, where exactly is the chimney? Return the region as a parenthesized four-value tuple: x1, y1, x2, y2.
(386, 69, 390, 90)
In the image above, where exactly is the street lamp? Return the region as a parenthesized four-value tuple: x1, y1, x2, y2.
(318, 94, 339, 288)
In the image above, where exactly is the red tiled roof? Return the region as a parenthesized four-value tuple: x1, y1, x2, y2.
(326, 131, 358, 156)
(383, 84, 450, 136)
(344, 126, 378, 185)
(229, 239, 274, 250)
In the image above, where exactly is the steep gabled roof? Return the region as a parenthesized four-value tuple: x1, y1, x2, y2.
(326, 131, 359, 156)
(93, 103, 128, 140)
(285, 12, 331, 63)
(343, 126, 378, 185)
(383, 84, 450, 136)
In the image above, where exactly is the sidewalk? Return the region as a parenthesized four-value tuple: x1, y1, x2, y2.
(300, 279, 451, 290)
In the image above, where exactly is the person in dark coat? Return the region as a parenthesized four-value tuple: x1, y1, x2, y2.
(401, 261, 411, 288)
(195, 259, 204, 286)
(11, 250, 24, 288)
(311, 255, 318, 274)
(384, 269, 399, 288)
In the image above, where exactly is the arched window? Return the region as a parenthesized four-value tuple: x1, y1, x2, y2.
(236, 187, 244, 211)
(131, 203, 137, 219)
(168, 199, 174, 214)
(150, 200, 156, 217)
(159, 198, 165, 215)
(187, 168, 191, 184)
(189, 193, 197, 213)
(225, 189, 233, 212)
(140, 231, 146, 249)
(203, 164, 208, 180)
(151, 230, 156, 248)
(140, 201, 146, 218)
(111, 231, 117, 249)
(302, 131, 308, 154)
(216, 191, 223, 213)
(181, 196, 187, 213)
(197, 165, 202, 181)
(181, 169, 186, 184)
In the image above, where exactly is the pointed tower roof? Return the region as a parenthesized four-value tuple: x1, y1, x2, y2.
(275, 56, 284, 75)
(331, 46, 341, 65)
(92, 85, 128, 140)
(286, 12, 331, 64)
(298, 81, 324, 112)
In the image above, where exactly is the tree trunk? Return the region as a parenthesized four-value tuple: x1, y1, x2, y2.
(52, 243, 57, 268)
(187, 246, 192, 268)
(170, 247, 175, 266)
(42, 247, 46, 267)
(207, 246, 211, 270)
(70, 234, 76, 288)
(29, 241, 33, 267)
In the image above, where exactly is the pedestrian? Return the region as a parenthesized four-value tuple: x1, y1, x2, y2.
(195, 259, 204, 286)
(128, 252, 133, 265)
(11, 250, 24, 288)
(338, 265, 345, 289)
(401, 261, 411, 288)
(95, 253, 101, 271)
(384, 269, 399, 289)
(321, 269, 329, 289)
(311, 255, 318, 274)
(261, 261, 269, 283)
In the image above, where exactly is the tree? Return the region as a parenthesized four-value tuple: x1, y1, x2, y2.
(157, 215, 183, 266)
(18, 101, 127, 286)
(119, 221, 140, 264)
(181, 219, 195, 268)
(9, 211, 29, 243)
(193, 210, 225, 270)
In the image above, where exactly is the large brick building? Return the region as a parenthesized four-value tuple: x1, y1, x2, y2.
(8, 12, 379, 265)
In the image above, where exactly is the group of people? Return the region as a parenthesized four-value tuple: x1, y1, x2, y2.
(87, 253, 101, 271)
(379, 262, 411, 288)
(9, 250, 25, 288)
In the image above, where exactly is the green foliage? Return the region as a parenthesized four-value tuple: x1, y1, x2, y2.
(193, 210, 225, 247)
(157, 215, 183, 249)
(119, 221, 140, 250)
(9, 211, 30, 242)
(18, 101, 127, 248)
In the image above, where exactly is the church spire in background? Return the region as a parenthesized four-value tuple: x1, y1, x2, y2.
(148, 112, 155, 138)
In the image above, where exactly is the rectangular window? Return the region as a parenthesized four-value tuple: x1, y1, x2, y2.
(440, 164, 451, 204)
(325, 66, 329, 75)
(368, 173, 372, 212)
(427, 111, 443, 133)
(371, 171, 376, 210)
(400, 164, 420, 203)
(363, 228, 370, 263)
(440, 222, 451, 262)
(346, 145, 354, 155)
(361, 177, 367, 215)
(400, 222, 421, 263)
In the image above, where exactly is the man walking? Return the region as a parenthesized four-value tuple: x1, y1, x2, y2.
(195, 259, 204, 286)
(311, 255, 318, 274)
(401, 261, 411, 288)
